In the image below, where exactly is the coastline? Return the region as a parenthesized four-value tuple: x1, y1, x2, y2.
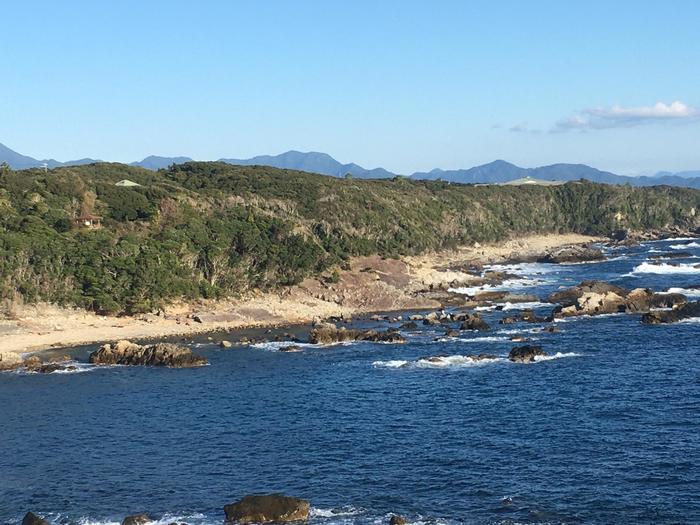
(1, 233, 601, 356)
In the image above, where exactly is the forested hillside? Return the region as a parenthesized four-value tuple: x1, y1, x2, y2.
(1, 161, 698, 314)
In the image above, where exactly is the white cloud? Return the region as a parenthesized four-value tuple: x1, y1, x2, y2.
(508, 122, 541, 134)
(554, 101, 700, 131)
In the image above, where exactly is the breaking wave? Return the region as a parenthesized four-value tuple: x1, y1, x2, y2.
(629, 262, 700, 275)
(665, 286, 700, 298)
(670, 241, 700, 249)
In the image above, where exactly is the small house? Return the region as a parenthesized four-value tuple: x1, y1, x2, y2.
(74, 214, 102, 229)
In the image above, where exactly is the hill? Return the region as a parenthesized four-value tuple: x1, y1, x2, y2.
(219, 150, 396, 178)
(0, 161, 698, 315)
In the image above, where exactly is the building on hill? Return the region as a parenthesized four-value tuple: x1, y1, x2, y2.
(73, 214, 102, 229)
(115, 179, 141, 187)
(499, 176, 565, 186)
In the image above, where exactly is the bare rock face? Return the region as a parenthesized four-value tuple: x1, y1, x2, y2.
(89, 340, 208, 367)
(0, 351, 22, 371)
(508, 345, 547, 363)
(642, 301, 700, 324)
(22, 512, 51, 525)
(548, 280, 628, 307)
(224, 494, 310, 523)
(559, 291, 627, 317)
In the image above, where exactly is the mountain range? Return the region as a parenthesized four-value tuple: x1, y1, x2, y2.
(2, 142, 699, 189)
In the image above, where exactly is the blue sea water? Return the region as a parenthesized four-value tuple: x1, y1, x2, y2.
(1, 239, 699, 525)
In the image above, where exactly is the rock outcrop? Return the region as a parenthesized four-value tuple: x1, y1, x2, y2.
(508, 345, 547, 363)
(224, 494, 310, 523)
(0, 351, 22, 371)
(537, 245, 604, 264)
(122, 514, 152, 525)
(308, 323, 407, 344)
(459, 313, 490, 331)
(550, 281, 688, 317)
(641, 301, 700, 324)
(22, 512, 50, 525)
(389, 515, 407, 525)
(89, 340, 208, 367)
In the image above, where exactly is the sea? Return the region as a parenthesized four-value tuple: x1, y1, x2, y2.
(1, 238, 699, 525)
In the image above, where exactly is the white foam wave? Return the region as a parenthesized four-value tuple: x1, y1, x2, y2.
(670, 241, 700, 249)
(532, 352, 581, 362)
(251, 341, 318, 351)
(665, 287, 700, 298)
(630, 262, 700, 275)
(374, 354, 506, 369)
(678, 317, 700, 324)
(500, 301, 552, 311)
(310, 506, 364, 519)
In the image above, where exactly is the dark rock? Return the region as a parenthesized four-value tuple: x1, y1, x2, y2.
(519, 309, 545, 323)
(459, 313, 490, 331)
(279, 345, 303, 352)
(22, 512, 50, 525)
(400, 321, 419, 330)
(444, 329, 461, 338)
(224, 494, 310, 523)
(508, 345, 547, 363)
(122, 514, 152, 525)
(359, 330, 408, 344)
(89, 340, 208, 368)
(35, 363, 77, 374)
(499, 316, 518, 325)
(537, 245, 605, 264)
(308, 323, 360, 344)
(389, 515, 407, 525)
(649, 251, 693, 260)
(642, 301, 700, 324)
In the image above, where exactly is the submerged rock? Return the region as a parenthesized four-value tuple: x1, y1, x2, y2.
(89, 340, 208, 368)
(224, 494, 310, 523)
(22, 512, 51, 525)
(641, 301, 700, 324)
(508, 345, 547, 363)
(389, 515, 407, 525)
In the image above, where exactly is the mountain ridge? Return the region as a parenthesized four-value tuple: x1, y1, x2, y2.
(2, 141, 699, 189)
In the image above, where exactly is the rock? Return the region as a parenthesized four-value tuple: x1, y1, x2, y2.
(472, 291, 509, 302)
(459, 313, 490, 331)
(559, 291, 627, 317)
(22, 512, 51, 525)
(499, 316, 518, 325)
(508, 345, 547, 363)
(359, 330, 408, 344)
(35, 363, 77, 374)
(537, 245, 605, 264)
(548, 280, 628, 307)
(0, 351, 23, 371)
(400, 321, 418, 330)
(122, 514, 152, 525)
(224, 494, 310, 523)
(389, 515, 407, 525)
(308, 322, 360, 344)
(444, 329, 461, 338)
(642, 301, 700, 324)
(510, 336, 528, 342)
(279, 345, 303, 352)
(22, 356, 43, 370)
(408, 314, 424, 321)
(519, 309, 545, 323)
(89, 340, 208, 367)
(219, 340, 233, 348)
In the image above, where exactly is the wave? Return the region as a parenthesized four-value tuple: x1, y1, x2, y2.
(373, 354, 506, 369)
(251, 341, 319, 351)
(74, 513, 210, 525)
(532, 352, 581, 362)
(665, 286, 700, 298)
(309, 506, 364, 519)
(670, 241, 700, 249)
(435, 335, 512, 343)
(9, 361, 97, 375)
(630, 262, 700, 275)
(500, 301, 552, 311)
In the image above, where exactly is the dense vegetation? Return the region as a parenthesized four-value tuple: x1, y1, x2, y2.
(1, 161, 698, 314)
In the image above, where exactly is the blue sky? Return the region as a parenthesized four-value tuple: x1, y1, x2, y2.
(2, 0, 699, 174)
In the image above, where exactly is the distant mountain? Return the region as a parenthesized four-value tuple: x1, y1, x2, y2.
(219, 150, 396, 179)
(412, 160, 631, 185)
(654, 170, 700, 179)
(131, 155, 194, 170)
(0, 142, 99, 169)
(2, 141, 700, 190)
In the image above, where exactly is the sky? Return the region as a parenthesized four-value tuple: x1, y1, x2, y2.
(1, 0, 699, 175)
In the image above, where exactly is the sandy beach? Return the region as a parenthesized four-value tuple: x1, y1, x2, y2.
(0, 233, 600, 356)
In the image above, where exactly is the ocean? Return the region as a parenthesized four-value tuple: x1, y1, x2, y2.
(1, 238, 699, 525)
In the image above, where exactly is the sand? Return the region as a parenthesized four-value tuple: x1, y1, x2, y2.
(1, 233, 600, 356)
